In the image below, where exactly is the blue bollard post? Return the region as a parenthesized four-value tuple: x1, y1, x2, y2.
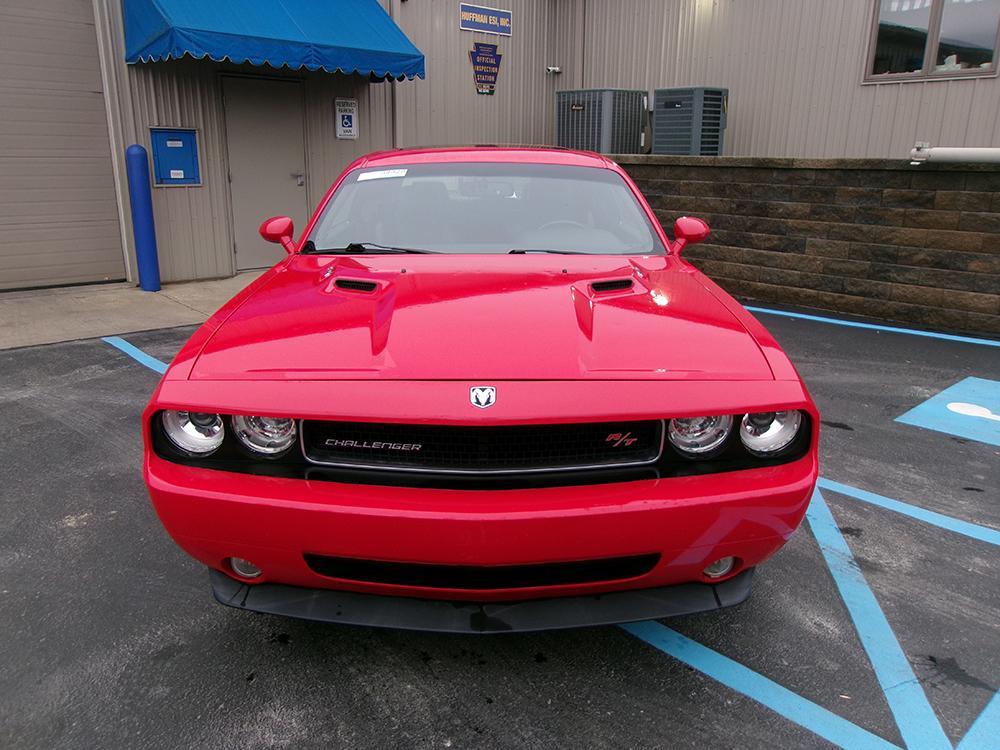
(125, 144, 161, 292)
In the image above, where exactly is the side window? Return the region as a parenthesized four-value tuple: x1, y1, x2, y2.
(867, 0, 1000, 81)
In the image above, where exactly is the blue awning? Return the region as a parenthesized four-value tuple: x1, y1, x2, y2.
(123, 0, 425, 80)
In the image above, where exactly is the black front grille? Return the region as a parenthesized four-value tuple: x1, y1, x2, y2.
(304, 553, 660, 589)
(301, 419, 663, 474)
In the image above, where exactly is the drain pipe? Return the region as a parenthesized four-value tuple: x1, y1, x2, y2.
(910, 142, 1000, 164)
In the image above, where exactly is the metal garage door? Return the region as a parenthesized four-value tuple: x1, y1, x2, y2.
(0, 0, 125, 290)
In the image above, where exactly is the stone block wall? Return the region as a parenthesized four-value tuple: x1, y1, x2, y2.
(616, 156, 1000, 335)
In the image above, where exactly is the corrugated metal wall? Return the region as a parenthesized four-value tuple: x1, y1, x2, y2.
(577, 0, 1000, 157)
(0, 0, 125, 290)
(392, 0, 561, 146)
(81, 0, 998, 285)
(92, 0, 395, 284)
(302, 77, 393, 209)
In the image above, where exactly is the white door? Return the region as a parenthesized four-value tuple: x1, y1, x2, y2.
(223, 77, 308, 270)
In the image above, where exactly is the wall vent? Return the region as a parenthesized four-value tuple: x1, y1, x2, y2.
(652, 87, 728, 156)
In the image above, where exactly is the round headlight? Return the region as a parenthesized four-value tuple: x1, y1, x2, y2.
(739, 411, 802, 456)
(231, 415, 297, 456)
(668, 414, 733, 456)
(162, 410, 225, 455)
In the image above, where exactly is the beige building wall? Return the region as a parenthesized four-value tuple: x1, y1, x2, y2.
(76, 0, 1000, 285)
(92, 0, 395, 284)
(91, 0, 564, 284)
(391, 0, 563, 147)
(575, 0, 1000, 158)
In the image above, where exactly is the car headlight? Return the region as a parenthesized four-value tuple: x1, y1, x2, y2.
(739, 411, 802, 456)
(668, 415, 733, 456)
(162, 410, 225, 455)
(231, 415, 297, 456)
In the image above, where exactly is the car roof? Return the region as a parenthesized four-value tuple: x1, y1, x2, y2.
(358, 145, 614, 169)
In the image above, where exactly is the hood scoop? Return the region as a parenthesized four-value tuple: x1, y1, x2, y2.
(591, 278, 634, 293)
(323, 273, 393, 356)
(335, 278, 378, 293)
(575, 275, 643, 340)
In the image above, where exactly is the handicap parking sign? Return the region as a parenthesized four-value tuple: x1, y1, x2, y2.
(335, 97, 358, 139)
(897, 376, 1000, 446)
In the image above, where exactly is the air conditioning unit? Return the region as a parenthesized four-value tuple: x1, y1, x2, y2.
(555, 89, 646, 154)
(652, 87, 728, 156)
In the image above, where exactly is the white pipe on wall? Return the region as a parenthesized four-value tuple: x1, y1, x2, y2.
(910, 142, 1000, 164)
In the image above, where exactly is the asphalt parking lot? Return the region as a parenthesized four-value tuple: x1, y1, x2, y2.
(1, 306, 997, 750)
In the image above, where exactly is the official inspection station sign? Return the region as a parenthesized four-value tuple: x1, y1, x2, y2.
(469, 43, 503, 95)
(459, 3, 512, 36)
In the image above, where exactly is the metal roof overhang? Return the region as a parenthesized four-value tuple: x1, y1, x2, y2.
(123, 0, 425, 80)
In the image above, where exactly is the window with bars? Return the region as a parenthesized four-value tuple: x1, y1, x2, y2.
(866, 0, 1000, 80)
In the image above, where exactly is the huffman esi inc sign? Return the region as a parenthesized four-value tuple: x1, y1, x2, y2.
(459, 3, 512, 36)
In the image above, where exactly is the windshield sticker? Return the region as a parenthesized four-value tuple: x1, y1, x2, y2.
(357, 169, 407, 182)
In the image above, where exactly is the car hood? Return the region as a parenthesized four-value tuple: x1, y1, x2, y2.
(189, 255, 773, 381)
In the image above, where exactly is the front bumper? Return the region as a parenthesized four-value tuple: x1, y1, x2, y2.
(145, 376, 819, 617)
(210, 567, 755, 633)
(146, 448, 816, 603)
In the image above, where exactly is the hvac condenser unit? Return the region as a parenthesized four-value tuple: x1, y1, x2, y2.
(555, 89, 646, 154)
(652, 87, 728, 156)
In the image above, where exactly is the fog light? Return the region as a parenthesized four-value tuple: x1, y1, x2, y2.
(703, 556, 735, 579)
(229, 557, 262, 579)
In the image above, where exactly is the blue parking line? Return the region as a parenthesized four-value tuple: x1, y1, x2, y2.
(957, 691, 1000, 750)
(745, 306, 1000, 348)
(622, 481, 997, 750)
(807, 488, 952, 750)
(818, 478, 1000, 547)
(620, 621, 901, 750)
(101, 336, 168, 374)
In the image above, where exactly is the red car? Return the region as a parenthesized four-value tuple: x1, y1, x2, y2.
(143, 147, 819, 633)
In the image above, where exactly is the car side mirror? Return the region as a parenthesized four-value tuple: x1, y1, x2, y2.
(672, 216, 710, 256)
(259, 215, 297, 254)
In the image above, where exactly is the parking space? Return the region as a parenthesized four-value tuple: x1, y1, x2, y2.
(1, 310, 997, 750)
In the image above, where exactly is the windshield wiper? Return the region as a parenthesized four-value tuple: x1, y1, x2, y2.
(508, 248, 590, 255)
(303, 241, 438, 255)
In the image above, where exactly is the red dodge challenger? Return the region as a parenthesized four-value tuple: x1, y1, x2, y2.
(143, 146, 819, 633)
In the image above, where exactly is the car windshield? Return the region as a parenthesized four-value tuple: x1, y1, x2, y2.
(306, 162, 663, 255)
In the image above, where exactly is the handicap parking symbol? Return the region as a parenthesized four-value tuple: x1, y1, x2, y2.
(341, 114, 353, 129)
(897, 376, 1000, 446)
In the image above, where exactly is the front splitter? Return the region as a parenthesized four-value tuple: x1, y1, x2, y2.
(209, 568, 754, 634)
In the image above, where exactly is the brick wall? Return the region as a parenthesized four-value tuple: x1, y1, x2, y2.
(616, 156, 1000, 336)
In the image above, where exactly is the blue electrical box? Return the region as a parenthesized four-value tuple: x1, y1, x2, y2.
(149, 128, 200, 186)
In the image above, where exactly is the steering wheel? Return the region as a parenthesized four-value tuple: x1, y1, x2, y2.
(536, 220, 589, 232)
